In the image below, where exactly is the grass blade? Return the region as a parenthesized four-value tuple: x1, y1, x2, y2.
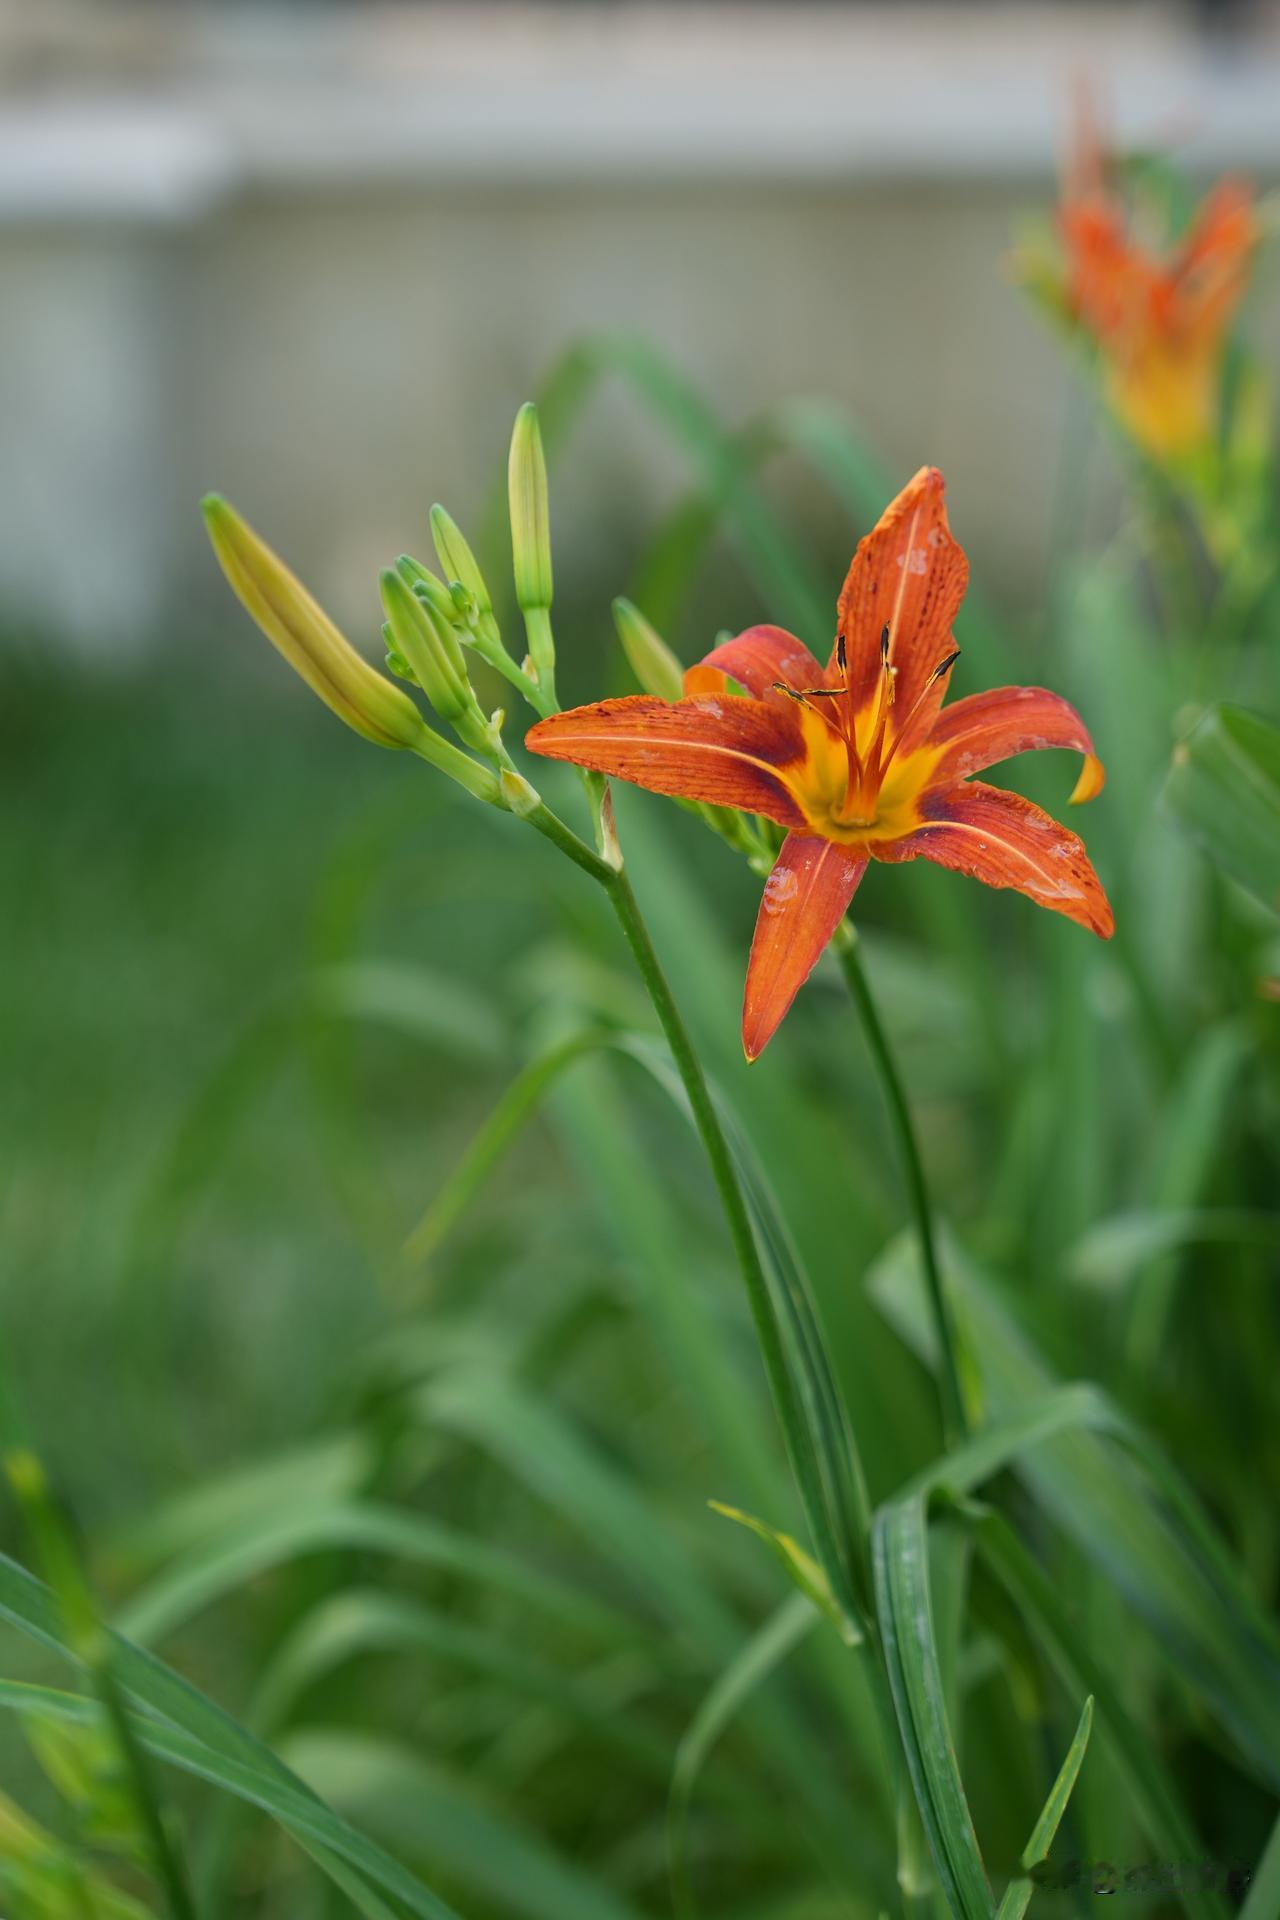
(995, 1696, 1093, 1920)
(0, 1674, 465, 1920)
(873, 1497, 994, 1920)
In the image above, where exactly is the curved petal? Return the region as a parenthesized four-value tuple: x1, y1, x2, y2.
(1061, 200, 1152, 343)
(743, 834, 868, 1061)
(873, 781, 1113, 938)
(830, 467, 969, 751)
(685, 625, 826, 709)
(1175, 180, 1257, 339)
(525, 695, 809, 828)
(924, 685, 1105, 804)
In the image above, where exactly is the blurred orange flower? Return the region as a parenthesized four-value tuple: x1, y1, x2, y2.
(527, 468, 1112, 1060)
(1058, 102, 1258, 461)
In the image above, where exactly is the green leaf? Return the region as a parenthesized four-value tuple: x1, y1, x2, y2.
(995, 1697, 1093, 1920)
(870, 1232, 1280, 1794)
(1240, 1810, 1280, 1920)
(248, 1588, 677, 1783)
(974, 1515, 1228, 1920)
(422, 1369, 737, 1646)
(0, 1670, 464, 1920)
(1163, 704, 1280, 913)
(615, 1033, 871, 1641)
(1065, 1207, 1280, 1292)
(113, 1499, 636, 1649)
(284, 1728, 647, 1920)
(112, 1431, 375, 1572)
(873, 1498, 994, 1920)
(708, 1503, 857, 1644)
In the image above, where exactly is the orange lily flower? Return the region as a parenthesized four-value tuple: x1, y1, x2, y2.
(1058, 103, 1257, 461)
(526, 468, 1112, 1060)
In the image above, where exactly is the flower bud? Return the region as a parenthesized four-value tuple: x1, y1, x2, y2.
(379, 566, 479, 731)
(612, 597, 684, 702)
(203, 496, 427, 752)
(430, 505, 496, 630)
(508, 402, 553, 616)
(381, 622, 415, 683)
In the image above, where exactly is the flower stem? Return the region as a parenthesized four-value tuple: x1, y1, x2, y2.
(602, 864, 871, 1607)
(834, 927, 968, 1444)
(519, 793, 870, 1620)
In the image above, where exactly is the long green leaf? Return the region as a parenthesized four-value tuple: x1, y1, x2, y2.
(114, 1500, 635, 1649)
(0, 1670, 464, 1920)
(284, 1728, 647, 1920)
(973, 1515, 1228, 1920)
(995, 1697, 1093, 1920)
(249, 1588, 678, 1783)
(873, 1498, 993, 1920)
(870, 1232, 1280, 1790)
(1162, 703, 1280, 911)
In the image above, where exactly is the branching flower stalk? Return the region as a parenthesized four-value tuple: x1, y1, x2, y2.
(202, 412, 874, 1633)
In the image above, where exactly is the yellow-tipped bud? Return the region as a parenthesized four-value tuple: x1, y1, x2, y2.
(612, 597, 684, 702)
(508, 402, 553, 617)
(203, 496, 427, 752)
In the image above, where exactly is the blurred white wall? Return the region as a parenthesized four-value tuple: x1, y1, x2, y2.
(2, 1, 1280, 653)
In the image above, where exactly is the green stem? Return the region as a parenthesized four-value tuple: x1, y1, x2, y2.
(835, 928, 968, 1444)
(525, 799, 618, 884)
(521, 794, 871, 1622)
(602, 863, 871, 1609)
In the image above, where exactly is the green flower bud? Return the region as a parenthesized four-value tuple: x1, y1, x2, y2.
(429, 505, 495, 627)
(379, 568, 473, 725)
(203, 496, 427, 752)
(612, 596, 684, 702)
(381, 621, 416, 683)
(396, 554, 460, 631)
(508, 402, 553, 616)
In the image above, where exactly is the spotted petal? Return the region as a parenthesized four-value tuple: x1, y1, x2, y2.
(685, 625, 827, 710)
(525, 695, 809, 828)
(874, 780, 1113, 938)
(829, 466, 969, 761)
(742, 834, 868, 1061)
(924, 685, 1105, 804)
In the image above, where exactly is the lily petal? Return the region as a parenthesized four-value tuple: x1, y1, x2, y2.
(874, 780, 1113, 938)
(830, 466, 969, 747)
(743, 834, 868, 1060)
(924, 685, 1105, 804)
(1176, 179, 1257, 338)
(525, 695, 809, 828)
(685, 625, 826, 709)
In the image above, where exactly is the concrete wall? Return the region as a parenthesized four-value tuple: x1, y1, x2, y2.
(3, 2, 1279, 654)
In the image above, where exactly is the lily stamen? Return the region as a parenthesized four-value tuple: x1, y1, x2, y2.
(876, 648, 962, 784)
